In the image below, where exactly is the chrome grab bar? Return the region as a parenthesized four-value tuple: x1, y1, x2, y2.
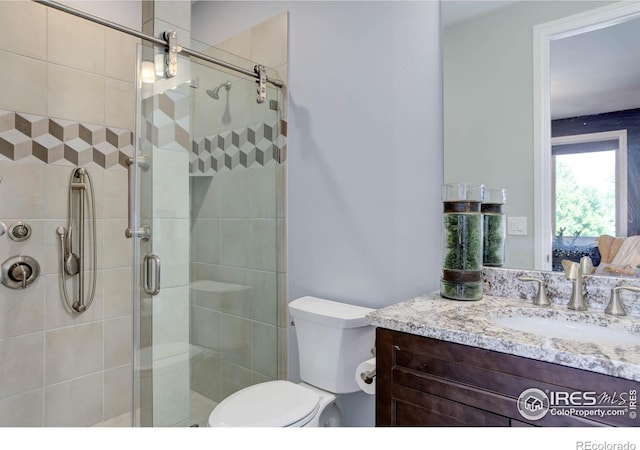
(125, 155, 150, 240)
(143, 254, 161, 296)
(57, 167, 97, 313)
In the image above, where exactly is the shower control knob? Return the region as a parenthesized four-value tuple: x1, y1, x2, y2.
(9, 263, 31, 279)
(8, 222, 32, 241)
(1, 255, 40, 290)
(13, 225, 28, 237)
(9, 263, 32, 288)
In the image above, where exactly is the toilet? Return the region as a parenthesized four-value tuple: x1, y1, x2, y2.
(208, 296, 375, 427)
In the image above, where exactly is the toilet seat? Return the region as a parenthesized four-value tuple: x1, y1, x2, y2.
(208, 380, 321, 427)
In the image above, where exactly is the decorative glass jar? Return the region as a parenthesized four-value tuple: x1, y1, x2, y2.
(482, 188, 507, 267)
(441, 183, 484, 301)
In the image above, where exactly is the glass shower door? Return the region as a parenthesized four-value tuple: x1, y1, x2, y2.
(132, 46, 284, 426)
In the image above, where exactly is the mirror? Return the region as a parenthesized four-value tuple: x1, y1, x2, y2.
(442, 0, 640, 276)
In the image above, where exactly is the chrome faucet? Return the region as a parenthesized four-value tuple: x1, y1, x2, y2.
(564, 256, 592, 311)
(605, 285, 640, 317)
(518, 276, 551, 306)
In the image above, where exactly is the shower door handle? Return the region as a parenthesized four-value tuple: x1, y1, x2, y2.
(143, 254, 161, 296)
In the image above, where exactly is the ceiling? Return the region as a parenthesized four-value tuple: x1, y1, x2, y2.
(550, 16, 640, 119)
(441, 1, 518, 28)
(442, 1, 640, 120)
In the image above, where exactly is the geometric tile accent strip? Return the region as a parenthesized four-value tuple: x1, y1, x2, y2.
(190, 120, 286, 176)
(141, 91, 190, 153)
(0, 109, 134, 169)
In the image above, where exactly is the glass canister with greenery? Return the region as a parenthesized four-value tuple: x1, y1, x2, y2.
(482, 188, 507, 267)
(441, 183, 484, 301)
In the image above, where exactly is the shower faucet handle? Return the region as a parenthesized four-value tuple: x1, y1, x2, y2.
(1, 255, 40, 290)
(10, 263, 30, 289)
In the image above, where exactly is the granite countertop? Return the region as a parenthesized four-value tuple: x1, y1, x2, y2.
(366, 292, 640, 381)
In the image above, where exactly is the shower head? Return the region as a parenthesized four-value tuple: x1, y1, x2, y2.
(207, 81, 232, 99)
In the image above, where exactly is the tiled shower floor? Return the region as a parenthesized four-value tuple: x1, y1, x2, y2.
(91, 390, 217, 427)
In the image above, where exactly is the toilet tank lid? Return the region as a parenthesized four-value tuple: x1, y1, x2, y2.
(289, 296, 375, 328)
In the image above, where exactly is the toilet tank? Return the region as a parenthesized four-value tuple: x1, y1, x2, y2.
(289, 296, 375, 394)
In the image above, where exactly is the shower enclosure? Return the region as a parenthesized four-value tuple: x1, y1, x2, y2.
(132, 46, 285, 427)
(0, 0, 286, 427)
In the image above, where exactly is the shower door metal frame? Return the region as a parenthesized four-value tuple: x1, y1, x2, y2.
(33, 0, 284, 90)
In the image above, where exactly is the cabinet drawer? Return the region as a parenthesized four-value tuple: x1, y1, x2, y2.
(393, 383, 509, 427)
(395, 349, 560, 399)
(393, 366, 596, 427)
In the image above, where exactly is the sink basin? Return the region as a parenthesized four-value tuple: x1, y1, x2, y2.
(491, 315, 640, 346)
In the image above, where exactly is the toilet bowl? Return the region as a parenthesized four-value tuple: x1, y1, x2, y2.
(208, 296, 375, 427)
(207, 380, 341, 427)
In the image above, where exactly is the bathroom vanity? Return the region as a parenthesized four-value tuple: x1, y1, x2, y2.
(366, 293, 640, 427)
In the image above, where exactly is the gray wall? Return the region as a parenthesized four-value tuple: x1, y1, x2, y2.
(193, 1, 443, 426)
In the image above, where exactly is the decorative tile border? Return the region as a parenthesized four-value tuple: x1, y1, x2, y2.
(0, 99, 287, 175)
(190, 120, 286, 175)
(0, 110, 133, 169)
(140, 91, 191, 153)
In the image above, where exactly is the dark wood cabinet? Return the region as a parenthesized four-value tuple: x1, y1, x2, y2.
(376, 328, 638, 427)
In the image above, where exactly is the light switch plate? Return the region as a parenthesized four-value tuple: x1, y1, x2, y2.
(507, 216, 527, 235)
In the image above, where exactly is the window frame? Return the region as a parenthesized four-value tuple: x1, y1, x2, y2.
(550, 129, 628, 240)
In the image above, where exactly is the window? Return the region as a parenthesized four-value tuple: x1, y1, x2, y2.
(550, 131, 627, 270)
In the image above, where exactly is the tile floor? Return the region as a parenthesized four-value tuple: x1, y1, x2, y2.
(91, 390, 217, 427)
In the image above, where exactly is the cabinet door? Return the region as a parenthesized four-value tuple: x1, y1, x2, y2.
(376, 328, 634, 427)
(511, 419, 536, 427)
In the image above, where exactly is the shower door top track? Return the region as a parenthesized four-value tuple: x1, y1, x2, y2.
(32, 0, 285, 88)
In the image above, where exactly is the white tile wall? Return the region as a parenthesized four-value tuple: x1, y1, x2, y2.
(104, 316, 133, 368)
(47, 9, 106, 74)
(48, 65, 106, 125)
(151, 285, 190, 355)
(0, 1, 135, 426)
(0, 278, 45, 338)
(105, 29, 138, 83)
(44, 372, 103, 427)
(0, 333, 44, 399)
(188, 12, 288, 403)
(44, 273, 105, 330)
(0, 390, 43, 427)
(105, 79, 136, 130)
(151, 352, 190, 426)
(0, 51, 48, 116)
(0, 1, 47, 60)
(45, 322, 103, 385)
(104, 364, 132, 420)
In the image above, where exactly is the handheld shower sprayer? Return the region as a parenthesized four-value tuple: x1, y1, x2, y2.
(57, 168, 97, 313)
